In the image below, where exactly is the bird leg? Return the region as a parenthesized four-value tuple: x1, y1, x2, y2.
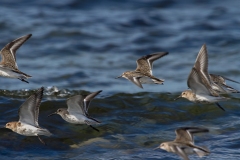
(215, 102, 225, 111)
(38, 135, 46, 145)
(18, 78, 29, 83)
(90, 125, 99, 132)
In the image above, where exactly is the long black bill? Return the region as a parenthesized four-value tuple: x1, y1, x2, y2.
(48, 112, 57, 117)
(115, 75, 122, 79)
(90, 125, 99, 132)
(174, 96, 181, 101)
(153, 146, 160, 150)
(215, 102, 225, 111)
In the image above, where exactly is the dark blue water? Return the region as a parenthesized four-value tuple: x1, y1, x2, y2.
(0, 0, 240, 159)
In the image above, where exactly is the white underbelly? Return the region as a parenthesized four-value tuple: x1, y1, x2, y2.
(17, 124, 38, 136)
(140, 76, 154, 84)
(0, 67, 19, 78)
(196, 94, 223, 103)
(65, 114, 86, 124)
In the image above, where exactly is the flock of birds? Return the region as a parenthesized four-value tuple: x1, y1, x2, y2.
(0, 34, 239, 160)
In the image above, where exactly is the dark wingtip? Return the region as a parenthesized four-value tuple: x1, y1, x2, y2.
(95, 90, 102, 95)
(179, 127, 209, 133)
(22, 34, 32, 40)
(164, 52, 169, 55)
(38, 87, 44, 94)
(93, 90, 102, 95)
(157, 51, 169, 57)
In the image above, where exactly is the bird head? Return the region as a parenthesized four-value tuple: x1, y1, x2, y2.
(48, 108, 67, 117)
(5, 121, 18, 131)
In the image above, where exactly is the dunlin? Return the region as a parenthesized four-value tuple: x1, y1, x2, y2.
(210, 74, 239, 93)
(156, 127, 210, 160)
(5, 87, 52, 145)
(0, 34, 32, 83)
(116, 52, 168, 88)
(48, 90, 102, 132)
(175, 44, 228, 111)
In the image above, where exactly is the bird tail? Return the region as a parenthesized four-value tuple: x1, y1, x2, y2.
(37, 128, 53, 137)
(12, 70, 32, 78)
(85, 116, 101, 125)
(193, 146, 210, 157)
(222, 84, 240, 93)
(149, 75, 164, 84)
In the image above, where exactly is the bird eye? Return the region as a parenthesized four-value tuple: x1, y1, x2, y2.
(7, 123, 10, 126)
(58, 109, 61, 112)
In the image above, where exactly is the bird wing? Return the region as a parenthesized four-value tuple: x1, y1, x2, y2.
(136, 52, 168, 75)
(67, 95, 86, 116)
(173, 145, 190, 160)
(194, 44, 210, 81)
(127, 76, 143, 88)
(18, 87, 44, 127)
(210, 73, 240, 84)
(187, 67, 212, 95)
(174, 128, 194, 144)
(0, 34, 32, 70)
(175, 127, 209, 144)
(210, 74, 226, 85)
(84, 90, 102, 113)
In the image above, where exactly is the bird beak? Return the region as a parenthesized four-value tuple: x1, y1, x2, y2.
(153, 146, 160, 150)
(48, 112, 57, 117)
(115, 75, 122, 79)
(174, 95, 181, 101)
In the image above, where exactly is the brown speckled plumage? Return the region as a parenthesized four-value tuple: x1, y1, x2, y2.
(0, 34, 32, 82)
(117, 52, 168, 88)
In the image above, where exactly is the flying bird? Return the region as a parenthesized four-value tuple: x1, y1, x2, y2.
(0, 34, 32, 83)
(156, 127, 210, 160)
(5, 87, 52, 145)
(175, 44, 228, 111)
(48, 90, 102, 132)
(116, 52, 168, 88)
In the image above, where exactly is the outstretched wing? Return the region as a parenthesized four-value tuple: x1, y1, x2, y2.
(174, 145, 190, 160)
(136, 52, 168, 75)
(187, 68, 211, 95)
(0, 34, 32, 70)
(19, 87, 44, 127)
(210, 74, 240, 93)
(84, 90, 102, 113)
(127, 76, 143, 88)
(67, 95, 86, 116)
(210, 74, 240, 84)
(175, 127, 209, 144)
(194, 44, 209, 78)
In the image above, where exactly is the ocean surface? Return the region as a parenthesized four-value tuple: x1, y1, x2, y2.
(0, 0, 240, 159)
